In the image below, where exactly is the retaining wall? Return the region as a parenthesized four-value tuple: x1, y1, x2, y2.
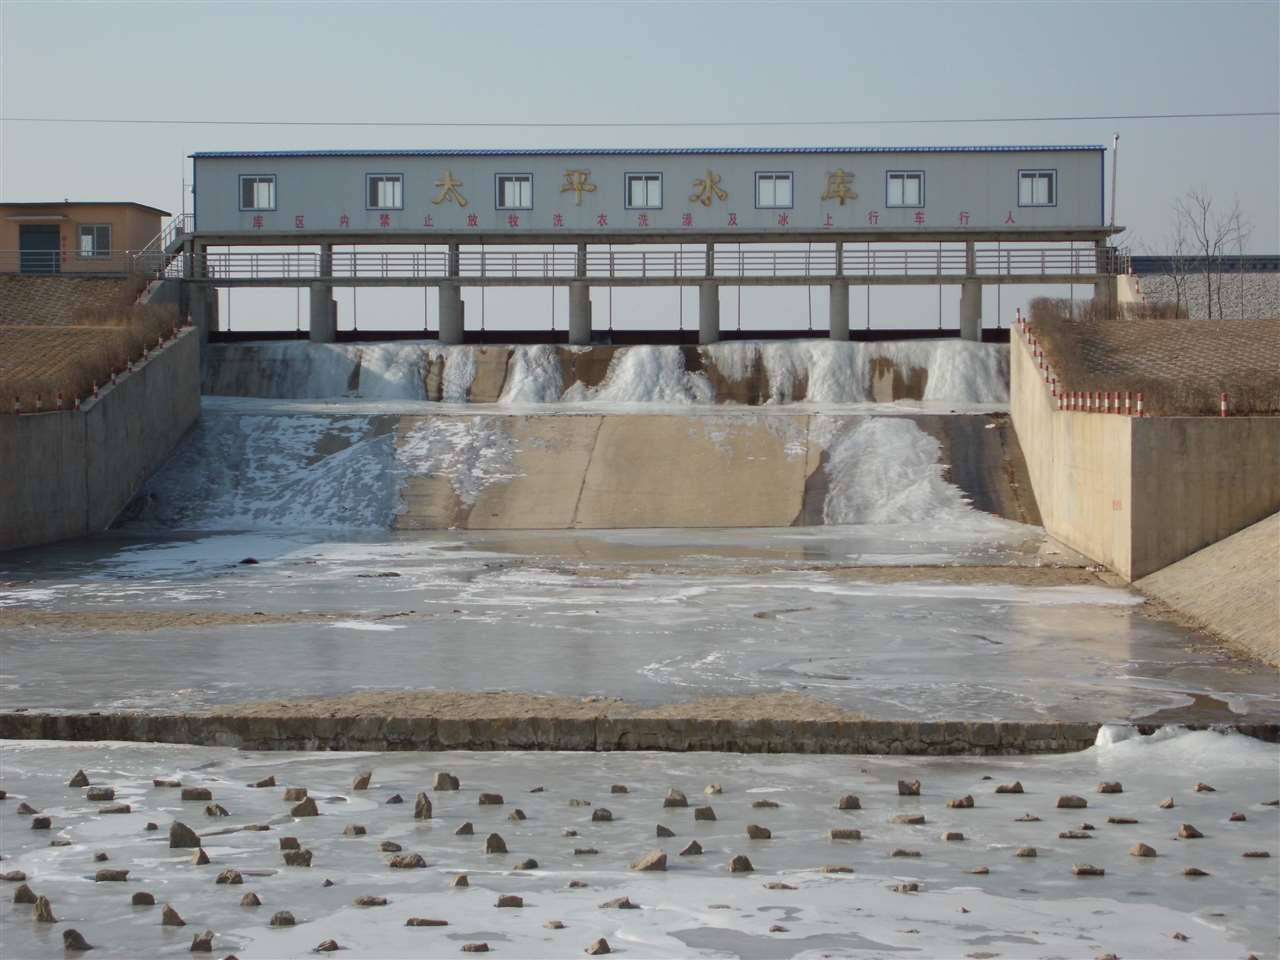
(0, 328, 201, 552)
(1010, 322, 1280, 579)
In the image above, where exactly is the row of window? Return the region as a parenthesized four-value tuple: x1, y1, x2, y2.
(239, 170, 1059, 213)
(79, 224, 111, 257)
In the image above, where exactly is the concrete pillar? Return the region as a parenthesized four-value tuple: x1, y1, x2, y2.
(439, 282, 464, 345)
(575, 242, 587, 279)
(319, 242, 333, 278)
(188, 284, 216, 344)
(569, 282, 591, 345)
(309, 282, 337, 343)
(705, 242, 715, 278)
(964, 240, 976, 275)
(960, 280, 983, 342)
(698, 281, 720, 344)
(1093, 240, 1115, 319)
(447, 242, 460, 278)
(829, 280, 850, 341)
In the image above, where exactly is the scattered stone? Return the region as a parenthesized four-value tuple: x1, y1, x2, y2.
(590, 808, 612, 822)
(94, 852, 109, 862)
(1015, 813, 1041, 822)
(891, 849, 921, 858)
(728, 854, 753, 873)
(315, 941, 341, 953)
(836, 794, 861, 810)
(343, 825, 367, 837)
(279, 836, 301, 850)
(250, 776, 275, 788)
(433, 772, 460, 791)
(322, 879, 334, 887)
(694, 806, 717, 821)
(1057, 795, 1087, 809)
(830, 828, 862, 840)
(407, 918, 449, 926)
(948, 795, 975, 809)
(1107, 816, 1139, 824)
(1097, 782, 1123, 794)
(1172, 931, 1190, 941)
(566, 880, 586, 888)
(270, 911, 296, 927)
(898, 779, 921, 796)
(562, 829, 578, 838)
(966, 867, 990, 875)
(704, 784, 722, 795)
(586, 938, 611, 955)
(291, 797, 320, 817)
(943, 831, 965, 841)
(31, 815, 51, 830)
(1059, 831, 1092, 840)
(63, 929, 93, 951)
(893, 881, 920, 893)
(145, 822, 158, 831)
(388, 853, 426, 869)
(181, 788, 212, 802)
(86, 787, 115, 802)
(1183, 867, 1210, 877)
(215, 869, 243, 884)
(94, 869, 129, 882)
(386, 794, 403, 805)
(461, 944, 489, 953)
(450, 875, 469, 888)
(568, 799, 591, 807)
(1072, 864, 1105, 876)
(69, 770, 90, 787)
(752, 799, 780, 810)
(509, 809, 527, 822)
(100, 803, 131, 814)
(631, 850, 667, 871)
(1159, 798, 1175, 809)
(478, 793, 503, 805)
(1194, 782, 1216, 793)
(445, 821, 470, 837)
(763, 881, 796, 890)
(153, 778, 181, 788)
(995, 781, 1024, 794)
(485, 833, 507, 854)
(1242, 850, 1271, 858)
(600, 896, 639, 909)
(283, 787, 308, 802)
(170, 821, 201, 848)
(162, 904, 185, 926)
(663, 789, 688, 808)
(132, 892, 155, 906)
(529, 786, 544, 794)
(656, 824, 675, 838)
(769, 924, 788, 932)
(496, 895, 524, 908)
(0, 870, 25, 882)
(1015, 847, 1038, 858)
(574, 847, 598, 856)
(14, 883, 37, 904)
(544, 920, 565, 929)
(746, 824, 772, 840)
(50, 838, 71, 846)
(514, 859, 538, 870)
(1177, 824, 1204, 839)
(192, 848, 210, 865)
(1229, 812, 1247, 822)
(610, 784, 629, 794)
(205, 804, 229, 818)
(822, 865, 854, 873)
(354, 895, 387, 907)
(239, 556, 259, 564)
(1262, 800, 1279, 806)
(352, 772, 372, 791)
(17, 801, 38, 815)
(679, 840, 703, 856)
(891, 814, 925, 825)
(411, 793, 433, 820)
(283, 849, 314, 867)
(190, 931, 215, 954)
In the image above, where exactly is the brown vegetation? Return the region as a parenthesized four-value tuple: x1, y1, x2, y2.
(1028, 297, 1280, 417)
(1, 303, 181, 412)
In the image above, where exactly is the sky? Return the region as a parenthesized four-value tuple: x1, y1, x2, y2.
(2, 0, 1277, 333)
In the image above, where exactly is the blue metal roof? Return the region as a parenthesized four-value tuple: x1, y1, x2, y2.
(191, 144, 1104, 159)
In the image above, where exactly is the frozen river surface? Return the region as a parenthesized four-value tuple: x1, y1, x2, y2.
(1, 528, 1276, 722)
(1, 728, 1277, 959)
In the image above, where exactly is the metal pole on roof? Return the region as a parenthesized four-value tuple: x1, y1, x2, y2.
(1109, 133, 1119, 229)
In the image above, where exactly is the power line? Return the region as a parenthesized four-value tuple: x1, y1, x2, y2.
(0, 111, 1275, 129)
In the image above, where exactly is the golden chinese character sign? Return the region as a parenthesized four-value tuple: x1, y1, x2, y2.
(560, 169, 597, 206)
(689, 170, 728, 207)
(432, 170, 468, 207)
(821, 169, 857, 206)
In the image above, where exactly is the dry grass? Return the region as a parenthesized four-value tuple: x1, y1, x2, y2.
(1, 303, 181, 411)
(1028, 298, 1280, 417)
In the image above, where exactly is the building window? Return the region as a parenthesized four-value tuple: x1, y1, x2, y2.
(239, 175, 276, 211)
(366, 174, 403, 210)
(495, 174, 533, 210)
(1018, 169, 1056, 207)
(78, 224, 111, 258)
(625, 173, 662, 209)
(886, 171, 924, 208)
(755, 172, 793, 208)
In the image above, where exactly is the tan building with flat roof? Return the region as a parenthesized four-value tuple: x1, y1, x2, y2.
(0, 201, 170, 274)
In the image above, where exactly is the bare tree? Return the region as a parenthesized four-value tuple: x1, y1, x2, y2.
(1173, 187, 1252, 320)
(1138, 224, 1191, 318)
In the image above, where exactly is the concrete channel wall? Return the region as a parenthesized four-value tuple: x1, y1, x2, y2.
(1010, 325, 1280, 580)
(0, 329, 201, 552)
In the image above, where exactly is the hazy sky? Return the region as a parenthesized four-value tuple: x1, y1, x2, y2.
(2, 0, 1276, 332)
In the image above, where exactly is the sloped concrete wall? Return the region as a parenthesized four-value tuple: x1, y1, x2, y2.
(0, 329, 200, 552)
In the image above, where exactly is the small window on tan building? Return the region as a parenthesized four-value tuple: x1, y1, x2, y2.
(78, 224, 112, 258)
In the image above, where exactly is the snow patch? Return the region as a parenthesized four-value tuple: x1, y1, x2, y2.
(396, 417, 522, 504)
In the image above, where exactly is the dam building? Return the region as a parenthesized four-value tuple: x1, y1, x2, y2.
(184, 145, 1119, 344)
